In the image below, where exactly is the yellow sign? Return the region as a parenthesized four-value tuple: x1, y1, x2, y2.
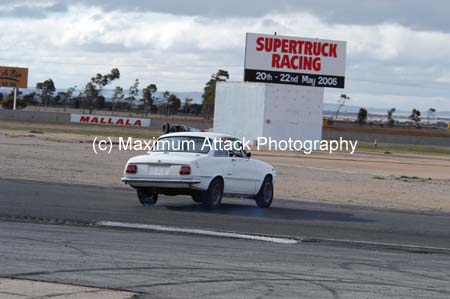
(0, 66, 28, 89)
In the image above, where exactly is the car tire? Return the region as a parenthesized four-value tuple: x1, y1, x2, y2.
(191, 192, 203, 203)
(201, 177, 223, 209)
(255, 176, 273, 208)
(137, 188, 158, 206)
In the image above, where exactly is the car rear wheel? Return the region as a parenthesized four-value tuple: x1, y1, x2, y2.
(191, 192, 203, 203)
(255, 176, 273, 208)
(137, 188, 158, 206)
(201, 177, 223, 209)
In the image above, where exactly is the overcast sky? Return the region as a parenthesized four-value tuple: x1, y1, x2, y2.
(1, 0, 449, 111)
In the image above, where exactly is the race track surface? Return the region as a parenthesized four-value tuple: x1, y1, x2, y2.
(1, 178, 450, 249)
(1, 178, 450, 298)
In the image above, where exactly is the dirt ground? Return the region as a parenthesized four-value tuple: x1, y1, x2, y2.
(1, 129, 450, 213)
(0, 278, 135, 299)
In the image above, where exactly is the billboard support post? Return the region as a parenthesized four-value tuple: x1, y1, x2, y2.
(13, 88, 17, 111)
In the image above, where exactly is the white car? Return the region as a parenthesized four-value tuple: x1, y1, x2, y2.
(122, 132, 276, 209)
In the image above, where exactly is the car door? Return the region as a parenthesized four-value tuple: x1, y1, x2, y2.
(229, 155, 257, 195)
(213, 148, 235, 194)
(221, 138, 256, 195)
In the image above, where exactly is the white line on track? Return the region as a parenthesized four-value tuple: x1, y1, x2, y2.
(97, 221, 297, 244)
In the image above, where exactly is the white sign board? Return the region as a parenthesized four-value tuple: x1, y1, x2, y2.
(70, 114, 151, 127)
(244, 33, 347, 88)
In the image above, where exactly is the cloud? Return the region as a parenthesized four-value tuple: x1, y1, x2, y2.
(0, 2, 68, 19)
(0, 3, 448, 110)
(9, 0, 446, 33)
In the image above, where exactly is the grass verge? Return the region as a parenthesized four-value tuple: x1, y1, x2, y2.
(356, 141, 450, 157)
(0, 119, 160, 139)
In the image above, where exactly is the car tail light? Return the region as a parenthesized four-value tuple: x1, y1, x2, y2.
(179, 165, 191, 175)
(126, 164, 138, 174)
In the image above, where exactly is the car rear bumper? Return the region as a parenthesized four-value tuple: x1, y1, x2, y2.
(122, 177, 201, 188)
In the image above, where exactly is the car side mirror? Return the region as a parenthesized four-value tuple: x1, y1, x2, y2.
(246, 152, 252, 158)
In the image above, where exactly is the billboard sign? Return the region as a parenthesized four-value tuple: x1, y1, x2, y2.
(244, 33, 346, 88)
(0, 66, 28, 88)
(70, 114, 151, 127)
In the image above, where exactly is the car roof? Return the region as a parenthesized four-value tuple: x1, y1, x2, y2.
(159, 131, 236, 140)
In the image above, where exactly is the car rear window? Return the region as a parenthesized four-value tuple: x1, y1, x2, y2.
(153, 136, 209, 154)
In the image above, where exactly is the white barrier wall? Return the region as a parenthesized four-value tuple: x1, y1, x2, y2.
(214, 81, 323, 142)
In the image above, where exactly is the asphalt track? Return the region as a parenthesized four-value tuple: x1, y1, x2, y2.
(1, 178, 450, 249)
(1, 178, 450, 298)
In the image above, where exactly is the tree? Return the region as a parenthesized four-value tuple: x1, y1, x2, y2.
(84, 68, 120, 114)
(36, 79, 56, 109)
(357, 108, 368, 125)
(52, 92, 64, 106)
(111, 86, 124, 114)
(1, 93, 26, 109)
(60, 86, 76, 112)
(142, 84, 157, 116)
(71, 96, 82, 109)
(83, 68, 120, 114)
(95, 95, 106, 109)
(387, 107, 396, 127)
(23, 92, 38, 106)
(128, 79, 139, 114)
(409, 109, 421, 128)
(114, 101, 130, 111)
(9, 89, 23, 98)
(202, 69, 229, 116)
(167, 93, 181, 114)
(161, 90, 170, 114)
(83, 82, 98, 114)
(189, 103, 203, 115)
(183, 97, 193, 114)
(91, 68, 120, 94)
(335, 94, 350, 120)
(427, 108, 436, 124)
